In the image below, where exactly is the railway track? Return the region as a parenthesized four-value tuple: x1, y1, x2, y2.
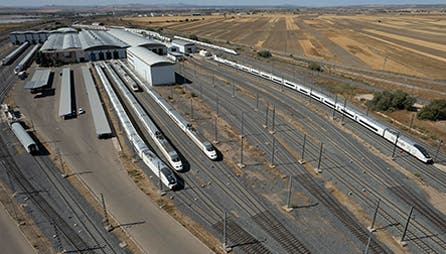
(0, 128, 92, 252)
(111, 61, 314, 253)
(102, 63, 285, 254)
(180, 64, 387, 253)
(180, 59, 441, 253)
(34, 156, 124, 254)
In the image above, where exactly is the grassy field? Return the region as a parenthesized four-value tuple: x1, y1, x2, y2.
(125, 13, 446, 80)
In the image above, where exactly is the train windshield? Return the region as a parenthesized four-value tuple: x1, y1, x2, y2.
(204, 142, 214, 152)
(161, 167, 176, 184)
(414, 144, 431, 158)
(171, 155, 180, 162)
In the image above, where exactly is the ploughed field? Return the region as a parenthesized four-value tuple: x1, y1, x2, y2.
(125, 14, 446, 80)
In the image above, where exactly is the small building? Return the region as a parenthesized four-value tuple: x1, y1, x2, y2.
(172, 39, 196, 54)
(58, 68, 74, 119)
(24, 69, 52, 93)
(127, 46, 175, 86)
(167, 52, 184, 62)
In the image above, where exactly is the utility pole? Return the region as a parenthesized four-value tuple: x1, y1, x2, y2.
(263, 103, 269, 128)
(299, 134, 306, 164)
(216, 97, 220, 116)
(238, 136, 245, 168)
(434, 140, 443, 162)
(391, 132, 400, 160)
(283, 175, 293, 212)
(232, 83, 235, 97)
(315, 142, 323, 173)
(368, 199, 380, 232)
(255, 91, 259, 111)
(332, 94, 338, 119)
(213, 117, 219, 144)
(270, 104, 276, 134)
(270, 135, 276, 168)
(341, 98, 347, 125)
(400, 206, 414, 247)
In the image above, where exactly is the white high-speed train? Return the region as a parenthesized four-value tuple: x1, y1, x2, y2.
(14, 44, 39, 75)
(213, 56, 433, 164)
(2, 41, 29, 65)
(106, 62, 183, 171)
(95, 63, 178, 189)
(119, 60, 218, 160)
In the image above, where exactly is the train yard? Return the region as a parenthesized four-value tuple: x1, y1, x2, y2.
(0, 15, 445, 254)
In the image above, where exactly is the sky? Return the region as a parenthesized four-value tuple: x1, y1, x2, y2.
(2, 0, 446, 7)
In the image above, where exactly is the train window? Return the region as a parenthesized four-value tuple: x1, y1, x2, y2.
(324, 101, 334, 107)
(311, 94, 321, 100)
(358, 119, 378, 132)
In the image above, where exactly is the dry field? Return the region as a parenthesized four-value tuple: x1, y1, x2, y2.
(125, 14, 446, 80)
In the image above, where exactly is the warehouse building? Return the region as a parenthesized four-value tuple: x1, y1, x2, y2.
(40, 30, 128, 64)
(127, 46, 175, 86)
(108, 29, 167, 55)
(171, 39, 196, 54)
(10, 27, 77, 45)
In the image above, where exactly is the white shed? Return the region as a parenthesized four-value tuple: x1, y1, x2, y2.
(127, 46, 175, 86)
(172, 39, 196, 54)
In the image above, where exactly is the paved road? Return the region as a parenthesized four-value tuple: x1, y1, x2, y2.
(0, 203, 36, 254)
(13, 63, 213, 254)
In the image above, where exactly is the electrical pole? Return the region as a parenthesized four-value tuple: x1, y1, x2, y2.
(341, 98, 347, 125)
(238, 136, 245, 168)
(368, 199, 380, 232)
(391, 132, 400, 160)
(400, 206, 414, 246)
(286, 175, 293, 211)
(332, 94, 338, 119)
(270, 135, 276, 168)
(213, 117, 219, 144)
(216, 96, 219, 116)
(270, 104, 276, 134)
(263, 103, 269, 128)
(232, 83, 235, 97)
(316, 142, 323, 173)
(299, 134, 306, 164)
(255, 91, 259, 111)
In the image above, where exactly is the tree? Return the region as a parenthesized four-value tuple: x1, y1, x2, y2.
(257, 50, 272, 58)
(417, 99, 446, 121)
(308, 61, 323, 72)
(189, 34, 198, 40)
(367, 90, 415, 112)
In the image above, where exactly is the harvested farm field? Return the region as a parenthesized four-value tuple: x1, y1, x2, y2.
(124, 14, 446, 80)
